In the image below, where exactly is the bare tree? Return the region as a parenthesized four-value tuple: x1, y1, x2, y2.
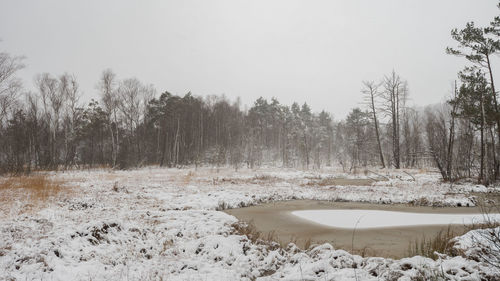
(425, 105, 450, 180)
(35, 73, 60, 168)
(59, 73, 80, 167)
(381, 71, 407, 169)
(362, 80, 385, 168)
(97, 69, 119, 167)
(0, 51, 24, 124)
(117, 78, 150, 165)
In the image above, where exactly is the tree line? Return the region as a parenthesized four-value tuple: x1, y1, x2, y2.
(0, 62, 338, 173)
(0, 2, 500, 186)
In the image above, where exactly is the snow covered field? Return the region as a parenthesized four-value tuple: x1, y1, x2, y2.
(1, 166, 500, 280)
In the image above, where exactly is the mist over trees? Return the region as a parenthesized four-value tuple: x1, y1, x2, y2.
(1, 2, 500, 187)
(0, 57, 444, 176)
(0, 65, 337, 173)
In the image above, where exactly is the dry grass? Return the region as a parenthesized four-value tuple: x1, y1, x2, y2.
(183, 171, 195, 184)
(303, 237, 312, 250)
(96, 173, 121, 181)
(0, 174, 70, 218)
(408, 226, 460, 259)
(409, 195, 500, 259)
(231, 221, 273, 243)
(212, 174, 282, 186)
(231, 221, 288, 250)
(304, 177, 375, 187)
(231, 221, 316, 251)
(408, 220, 500, 260)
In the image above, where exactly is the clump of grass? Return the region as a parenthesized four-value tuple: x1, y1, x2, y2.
(349, 246, 372, 258)
(408, 220, 500, 260)
(305, 177, 374, 187)
(303, 237, 312, 250)
(0, 175, 66, 201)
(408, 197, 431, 206)
(409, 197, 500, 260)
(232, 221, 263, 241)
(231, 221, 266, 243)
(216, 201, 229, 211)
(212, 174, 281, 186)
(231, 221, 282, 250)
(183, 171, 195, 184)
(112, 181, 119, 192)
(0, 174, 68, 217)
(231, 221, 315, 251)
(408, 226, 460, 259)
(305, 177, 337, 186)
(304, 175, 322, 180)
(247, 174, 280, 184)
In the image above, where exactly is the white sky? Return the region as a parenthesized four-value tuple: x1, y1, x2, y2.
(1, 0, 499, 118)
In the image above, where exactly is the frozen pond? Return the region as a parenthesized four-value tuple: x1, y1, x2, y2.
(292, 209, 500, 229)
(225, 200, 498, 258)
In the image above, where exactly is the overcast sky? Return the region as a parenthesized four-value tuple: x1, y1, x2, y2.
(1, 0, 499, 118)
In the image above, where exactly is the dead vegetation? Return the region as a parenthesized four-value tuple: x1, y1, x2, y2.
(408, 226, 461, 259)
(0, 174, 70, 217)
(231, 220, 378, 259)
(212, 174, 282, 186)
(409, 200, 500, 260)
(408, 220, 500, 260)
(231, 221, 312, 251)
(231, 221, 281, 250)
(304, 177, 375, 187)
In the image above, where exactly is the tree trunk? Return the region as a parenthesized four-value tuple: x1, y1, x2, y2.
(395, 88, 400, 169)
(173, 118, 180, 166)
(480, 91, 486, 184)
(486, 54, 500, 180)
(108, 123, 116, 167)
(447, 82, 458, 180)
(371, 95, 385, 168)
(303, 133, 309, 169)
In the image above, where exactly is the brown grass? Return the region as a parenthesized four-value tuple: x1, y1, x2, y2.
(231, 220, 288, 250)
(231, 221, 315, 251)
(305, 177, 375, 187)
(212, 174, 282, 186)
(0, 175, 65, 199)
(350, 246, 372, 258)
(408, 221, 500, 260)
(408, 226, 460, 259)
(0, 174, 69, 218)
(231, 221, 271, 244)
(409, 199, 500, 260)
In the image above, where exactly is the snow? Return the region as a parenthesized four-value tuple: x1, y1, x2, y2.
(453, 226, 500, 269)
(0, 166, 499, 280)
(292, 209, 500, 229)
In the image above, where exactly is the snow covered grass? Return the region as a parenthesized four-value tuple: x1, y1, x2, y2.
(453, 226, 500, 270)
(452, 204, 500, 271)
(0, 166, 500, 280)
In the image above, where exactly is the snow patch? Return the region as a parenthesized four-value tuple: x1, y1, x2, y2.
(292, 209, 500, 229)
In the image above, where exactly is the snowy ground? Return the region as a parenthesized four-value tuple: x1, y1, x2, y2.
(1, 166, 500, 280)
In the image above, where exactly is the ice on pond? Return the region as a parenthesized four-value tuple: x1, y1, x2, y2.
(291, 210, 500, 229)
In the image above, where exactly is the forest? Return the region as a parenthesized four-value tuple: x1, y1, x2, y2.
(0, 4, 500, 188)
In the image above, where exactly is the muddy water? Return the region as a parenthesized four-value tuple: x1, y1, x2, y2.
(225, 200, 487, 259)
